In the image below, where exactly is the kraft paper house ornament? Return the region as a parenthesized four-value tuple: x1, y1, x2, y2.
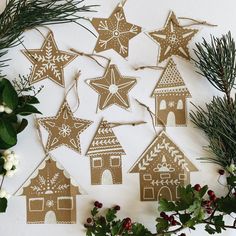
(18, 156, 82, 224)
(148, 11, 198, 63)
(86, 119, 126, 185)
(151, 58, 192, 126)
(38, 100, 92, 154)
(129, 131, 198, 201)
(87, 64, 136, 111)
(91, 5, 142, 58)
(22, 31, 77, 87)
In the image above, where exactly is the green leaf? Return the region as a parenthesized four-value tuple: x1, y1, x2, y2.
(0, 118, 17, 147)
(106, 208, 117, 222)
(91, 207, 98, 217)
(132, 223, 153, 236)
(19, 96, 40, 104)
(17, 104, 41, 116)
(217, 196, 236, 214)
(156, 218, 169, 233)
(158, 198, 175, 212)
(0, 157, 5, 175)
(17, 118, 28, 133)
(212, 215, 225, 233)
(205, 224, 216, 234)
(0, 198, 7, 212)
(199, 185, 208, 198)
(227, 176, 236, 186)
(179, 214, 191, 225)
(1, 79, 18, 110)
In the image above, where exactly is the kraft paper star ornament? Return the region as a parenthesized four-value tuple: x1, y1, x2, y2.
(92, 5, 142, 58)
(148, 11, 198, 62)
(87, 64, 136, 111)
(22, 31, 77, 87)
(38, 101, 92, 154)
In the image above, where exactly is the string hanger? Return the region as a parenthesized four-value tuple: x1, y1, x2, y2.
(119, 0, 128, 7)
(133, 65, 165, 71)
(70, 48, 111, 69)
(107, 121, 147, 128)
(63, 70, 81, 113)
(135, 99, 166, 134)
(178, 16, 217, 28)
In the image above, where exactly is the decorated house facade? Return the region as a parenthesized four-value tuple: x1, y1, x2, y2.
(151, 59, 191, 126)
(20, 157, 80, 224)
(130, 131, 198, 201)
(86, 119, 126, 185)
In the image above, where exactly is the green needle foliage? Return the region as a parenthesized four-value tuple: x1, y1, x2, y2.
(191, 32, 236, 169)
(0, 0, 96, 71)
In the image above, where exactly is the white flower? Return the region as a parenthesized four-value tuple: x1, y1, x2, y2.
(0, 189, 7, 198)
(3, 161, 13, 171)
(4, 106, 12, 114)
(0, 105, 4, 112)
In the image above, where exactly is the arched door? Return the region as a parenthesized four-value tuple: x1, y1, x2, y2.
(167, 112, 176, 126)
(101, 170, 113, 185)
(157, 186, 172, 201)
(44, 210, 57, 224)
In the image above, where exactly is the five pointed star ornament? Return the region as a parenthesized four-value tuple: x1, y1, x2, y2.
(37, 101, 93, 154)
(22, 31, 77, 87)
(148, 11, 198, 62)
(87, 64, 137, 111)
(91, 5, 142, 58)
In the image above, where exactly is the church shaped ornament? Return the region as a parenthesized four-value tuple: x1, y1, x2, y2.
(151, 58, 191, 127)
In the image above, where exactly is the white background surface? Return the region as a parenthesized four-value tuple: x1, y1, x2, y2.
(0, 0, 236, 235)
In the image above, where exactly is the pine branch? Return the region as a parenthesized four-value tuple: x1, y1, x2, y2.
(0, 0, 97, 70)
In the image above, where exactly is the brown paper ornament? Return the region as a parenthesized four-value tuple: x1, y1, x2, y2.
(19, 156, 82, 224)
(38, 100, 92, 154)
(129, 131, 198, 201)
(92, 5, 142, 58)
(86, 119, 126, 185)
(148, 11, 198, 62)
(87, 64, 136, 111)
(22, 31, 77, 87)
(151, 58, 191, 126)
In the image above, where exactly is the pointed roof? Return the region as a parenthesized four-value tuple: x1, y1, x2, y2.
(18, 156, 82, 197)
(151, 58, 191, 97)
(86, 119, 126, 157)
(129, 131, 198, 173)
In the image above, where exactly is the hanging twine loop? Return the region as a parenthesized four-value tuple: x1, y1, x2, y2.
(108, 121, 147, 128)
(119, 0, 128, 7)
(178, 17, 218, 27)
(133, 65, 165, 71)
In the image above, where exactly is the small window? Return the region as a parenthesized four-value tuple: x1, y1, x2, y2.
(143, 174, 152, 181)
(177, 100, 183, 109)
(179, 174, 187, 180)
(143, 187, 154, 200)
(160, 173, 171, 179)
(93, 157, 102, 168)
(160, 100, 167, 110)
(29, 198, 44, 212)
(57, 197, 73, 210)
(110, 156, 120, 167)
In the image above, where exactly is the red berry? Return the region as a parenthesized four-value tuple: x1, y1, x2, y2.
(210, 195, 217, 201)
(86, 218, 92, 224)
(206, 209, 212, 214)
(114, 205, 120, 211)
(169, 215, 174, 222)
(194, 184, 201, 191)
(94, 201, 99, 207)
(163, 215, 169, 221)
(171, 220, 177, 226)
(125, 217, 131, 224)
(98, 203, 103, 208)
(218, 169, 225, 175)
(233, 192, 236, 197)
(160, 211, 166, 218)
(207, 190, 215, 197)
(180, 233, 186, 236)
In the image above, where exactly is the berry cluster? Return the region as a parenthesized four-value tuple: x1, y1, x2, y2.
(160, 211, 179, 226)
(94, 201, 103, 209)
(123, 217, 132, 230)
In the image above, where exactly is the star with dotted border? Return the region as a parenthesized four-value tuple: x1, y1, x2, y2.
(37, 101, 92, 154)
(22, 32, 77, 87)
(87, 64, 136, 111)
(92, 6, 142, 58)
(148, 11, 198, 62)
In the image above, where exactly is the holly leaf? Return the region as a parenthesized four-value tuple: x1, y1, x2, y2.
(156, 218, 169, 233)
(158, 198, 175, 212)
(132, 223, 153, 236)
(0, 197, 7, 212)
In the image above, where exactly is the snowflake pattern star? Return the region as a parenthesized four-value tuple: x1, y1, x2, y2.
(38, 101, 92, 154)
(92, 6, 142, 58)
(87, 64, 137, 111)
(148, 11, 198, 62)
(22, 31, 77, 87)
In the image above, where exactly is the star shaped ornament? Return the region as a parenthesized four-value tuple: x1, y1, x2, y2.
(92, 6, 142, 58)
(38, 101, 92, 154)
(87, 64, 136, 111)
(148, 12, 198, 62)
(22, 32, 77, 87)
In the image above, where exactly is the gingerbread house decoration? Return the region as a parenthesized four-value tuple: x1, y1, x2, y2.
(86, 119, 126, 185)
(19, 156, 81, 224)
(151, 58, 191, 126)
(129, 131, 198, 201)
